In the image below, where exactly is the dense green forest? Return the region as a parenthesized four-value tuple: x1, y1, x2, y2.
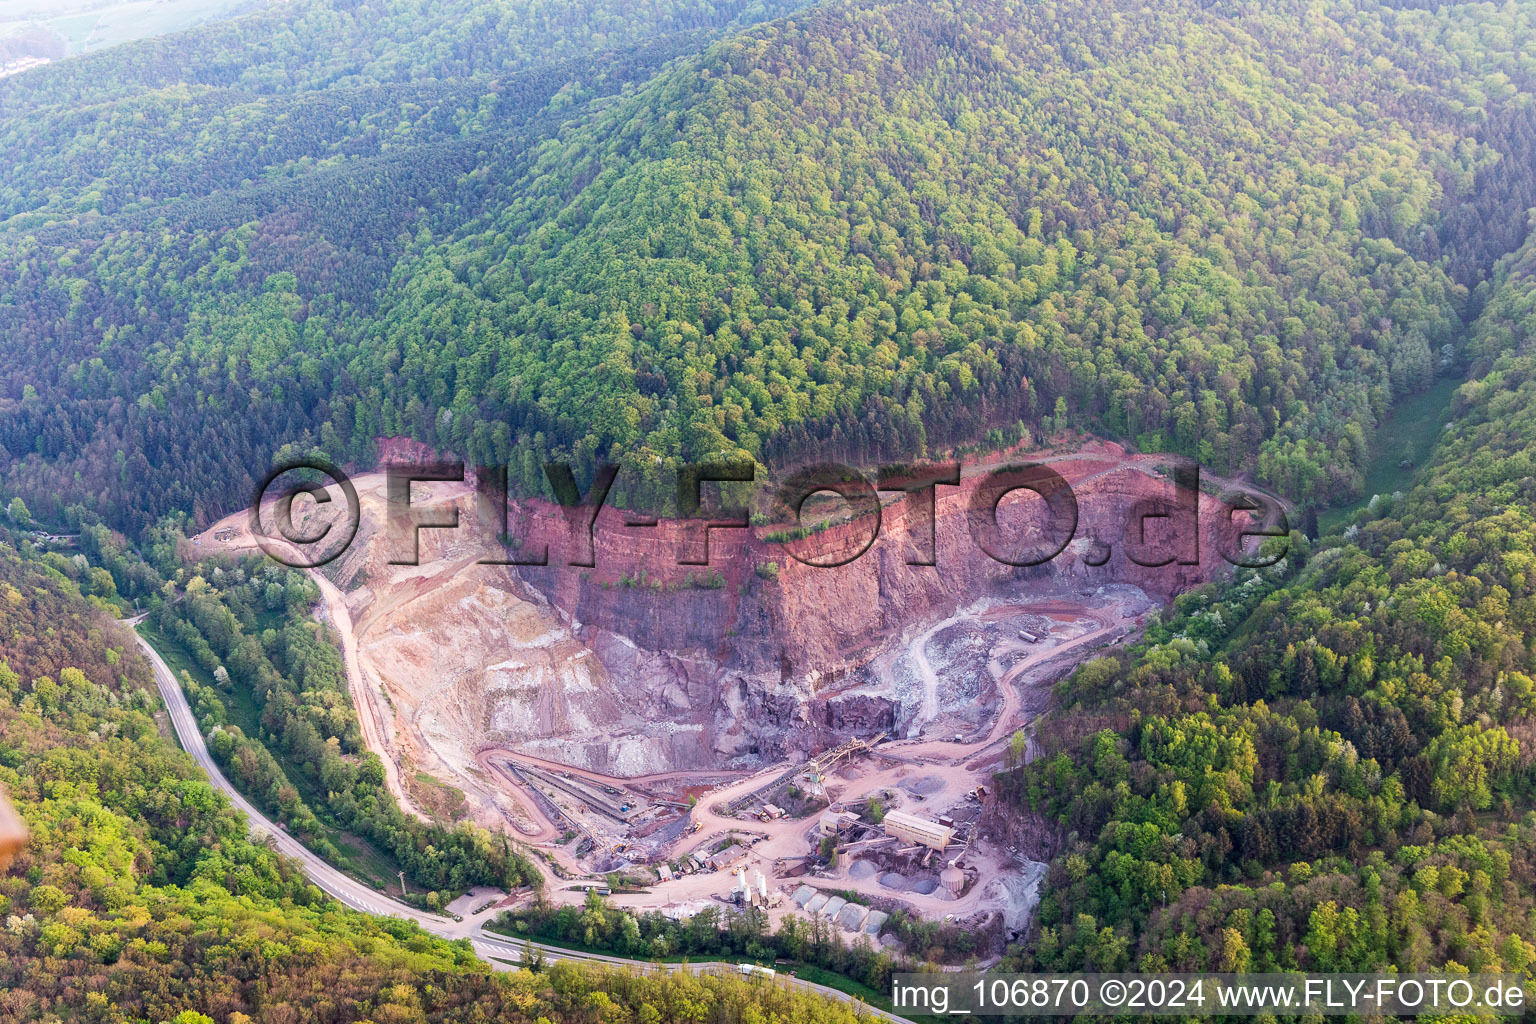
(0, 0, 818, 528)
(9, 0, 1536, 1013)
(0, 534, 870, 1022)
(495, 889, 980, 988)
(1000, 221, 1536, 974)
(7, 0, 1536, 523)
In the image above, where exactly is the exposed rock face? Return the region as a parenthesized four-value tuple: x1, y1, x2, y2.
(209, 439, 1276, 819)
(358, 568, 620, 775)
(440, 440, 1272, 772)
(324, 440, 1275, 784)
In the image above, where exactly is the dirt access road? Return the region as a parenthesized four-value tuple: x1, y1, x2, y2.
(192, 465, 1142, 921)
(192, 474, 475, 824)
(888, 605, 1127, 766)
(131, 617, 914, 1022)
(475, 597, 1137, 919)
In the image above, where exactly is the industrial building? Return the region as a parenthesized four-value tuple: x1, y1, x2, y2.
(883, 810, 954, 850)
(732, 868, 774, 908)
(708, 844, 748, 871)
(818, 810, 860, 836)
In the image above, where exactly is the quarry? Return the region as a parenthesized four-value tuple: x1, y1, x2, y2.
(193, 438, 1275, 956)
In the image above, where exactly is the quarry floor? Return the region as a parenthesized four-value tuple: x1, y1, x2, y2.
(194, 469, 1153, 947)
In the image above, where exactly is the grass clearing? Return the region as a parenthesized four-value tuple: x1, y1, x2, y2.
(1319, 374, 1460, 535)
(1, 0, 252, 55)
(782, 963, 902, 1016)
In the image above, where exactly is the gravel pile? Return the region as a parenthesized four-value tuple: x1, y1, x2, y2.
(901, 775, 946, 796)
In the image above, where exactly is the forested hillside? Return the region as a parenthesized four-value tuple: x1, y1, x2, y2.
(7, 0, 1536, 525)
(7, 0, 1536, 1003)
(0, 0, 814, 529)
(369, 0, 1486, 503)
(1001, 219, 1536, 973)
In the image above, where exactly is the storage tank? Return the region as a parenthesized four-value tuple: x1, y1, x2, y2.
(940, 863, 965, 897)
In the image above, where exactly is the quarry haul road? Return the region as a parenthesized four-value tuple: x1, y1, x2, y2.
(472, 600, 1138, 920)
(311, 567, 433, 824)
(128, 619, 910, 1023)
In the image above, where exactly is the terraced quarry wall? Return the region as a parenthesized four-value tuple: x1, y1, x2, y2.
(201, 439, 1274, 829)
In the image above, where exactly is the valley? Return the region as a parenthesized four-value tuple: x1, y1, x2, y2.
(9, 0, 1536, 1015)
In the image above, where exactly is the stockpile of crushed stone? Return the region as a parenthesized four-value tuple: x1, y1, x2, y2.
(901, 775, 945, 796)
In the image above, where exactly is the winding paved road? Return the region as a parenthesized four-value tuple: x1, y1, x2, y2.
(128, 620, 909, 1022)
